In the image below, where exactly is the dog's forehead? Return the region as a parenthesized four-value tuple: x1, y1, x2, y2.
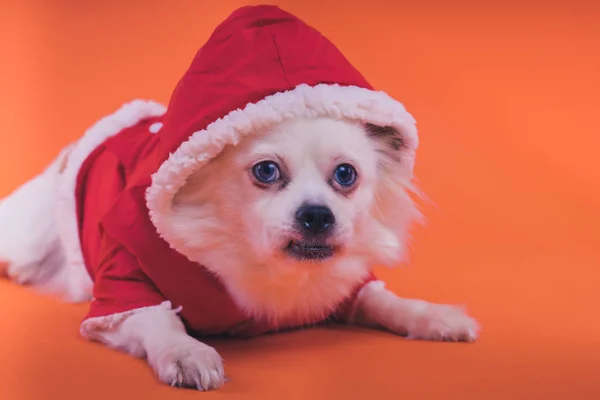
(253, 118, 370, 155)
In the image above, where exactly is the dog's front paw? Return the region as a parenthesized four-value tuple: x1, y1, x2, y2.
(151, 339, 225, 391)
(406, 304, 480, 342)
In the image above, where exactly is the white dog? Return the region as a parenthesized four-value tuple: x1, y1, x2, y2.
(0, 5, 479, 391)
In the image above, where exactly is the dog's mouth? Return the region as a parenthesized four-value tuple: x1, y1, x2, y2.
(284, 240, 335, 262)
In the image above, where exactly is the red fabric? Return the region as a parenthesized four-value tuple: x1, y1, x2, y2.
(150, 5, 374, 173)
(77, 139, 168, 318)
(75, 5, 378, 337)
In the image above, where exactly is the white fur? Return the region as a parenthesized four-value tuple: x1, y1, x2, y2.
(354, 281, 480, 342)
(169, 118, 421, 325)
(0, 149, 67, 287)
(85, 302, 224, 390)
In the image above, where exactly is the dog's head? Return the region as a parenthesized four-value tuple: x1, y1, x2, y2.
(168, 117, 422, 320)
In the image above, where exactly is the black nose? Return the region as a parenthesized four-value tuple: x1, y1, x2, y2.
(295, 204, 335, 235)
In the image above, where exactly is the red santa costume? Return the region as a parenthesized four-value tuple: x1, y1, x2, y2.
(9, 5, 419, 340)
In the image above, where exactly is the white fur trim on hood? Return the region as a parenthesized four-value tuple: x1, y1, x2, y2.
(146, 83, 418, 260)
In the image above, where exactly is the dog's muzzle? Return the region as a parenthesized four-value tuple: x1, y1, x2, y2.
(285, 204, 336, 261)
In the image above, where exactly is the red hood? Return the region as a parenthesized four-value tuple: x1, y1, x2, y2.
(156, 5, 373, 164)
(145, 5, 418, 263)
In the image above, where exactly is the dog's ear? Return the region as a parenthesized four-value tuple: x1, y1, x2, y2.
(364, 123, 408, 166)
(362, 122, 423, 267)
(364, 123, 406, 151)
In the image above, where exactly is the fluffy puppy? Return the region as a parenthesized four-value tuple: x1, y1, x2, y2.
(98, 117, 478, 390)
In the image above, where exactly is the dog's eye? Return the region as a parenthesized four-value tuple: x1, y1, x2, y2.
(252, 161, 281, 183)
(333, 164, 357, 187)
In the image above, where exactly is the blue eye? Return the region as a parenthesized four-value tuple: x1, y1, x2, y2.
(252, 161, 281, 183)
(333, 164, 357, 187)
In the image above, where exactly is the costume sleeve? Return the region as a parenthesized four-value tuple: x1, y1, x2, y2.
(330, 272, 379, 323)
(77, 146, 169, 338)
(80, 248, 172, 340)
(83, 234, 168, 321)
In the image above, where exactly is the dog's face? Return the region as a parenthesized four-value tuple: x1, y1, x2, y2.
(226, 118, 381, 263)
(169, 117, 421, 321)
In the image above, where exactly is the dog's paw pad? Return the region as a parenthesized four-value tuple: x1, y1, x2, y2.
(406, 304, 480, 342)
(153, 341, 225, 391)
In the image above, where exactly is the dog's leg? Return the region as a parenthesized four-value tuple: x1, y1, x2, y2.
(0, 152, 65, 285)
(89, 307, 225, 391)
(352, 281, 480, 342)
(0, 147, 92, 302)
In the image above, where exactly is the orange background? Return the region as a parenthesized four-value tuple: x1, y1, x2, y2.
(1, 0, 599, 399)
